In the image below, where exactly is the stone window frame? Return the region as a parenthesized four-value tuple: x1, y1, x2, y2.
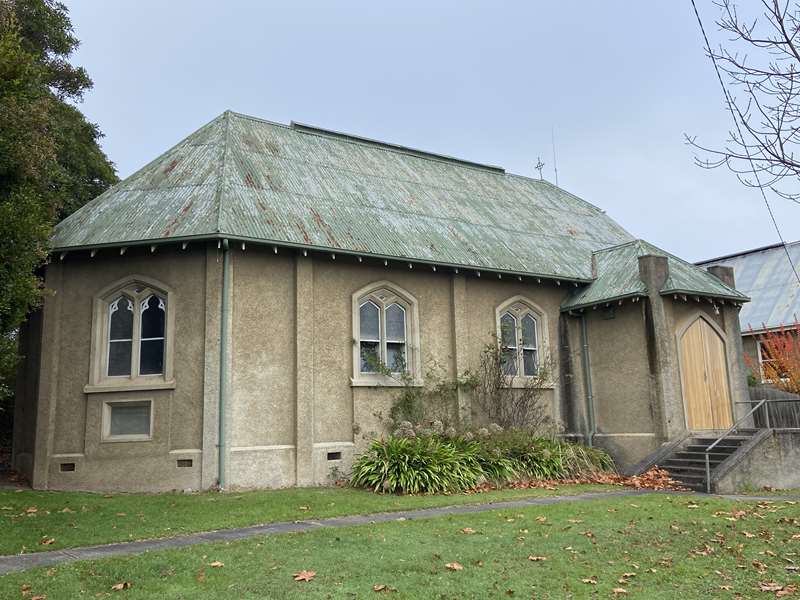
(495, 295, 552, 388)
(101, 398, 154, 442)
(85, 275, 176, 394)
(351, 280, 422, 387)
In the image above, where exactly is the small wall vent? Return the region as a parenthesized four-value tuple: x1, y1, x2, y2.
(60, 462, 76, 472)
(176, 459, 193, 468)
(327, 452, 342, 461)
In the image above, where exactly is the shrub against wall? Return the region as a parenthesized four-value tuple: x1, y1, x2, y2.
(351, 428, 614, 495)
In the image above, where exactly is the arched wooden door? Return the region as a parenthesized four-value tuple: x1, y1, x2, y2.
(679, 317, 733, 430)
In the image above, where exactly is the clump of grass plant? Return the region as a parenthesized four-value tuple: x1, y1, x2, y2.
(351, 427, 614, 495)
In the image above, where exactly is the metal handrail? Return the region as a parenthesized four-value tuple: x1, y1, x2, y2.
(704, 399, 769, 494)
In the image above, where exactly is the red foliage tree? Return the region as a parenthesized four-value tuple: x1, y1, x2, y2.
(744, 322, 800, 394)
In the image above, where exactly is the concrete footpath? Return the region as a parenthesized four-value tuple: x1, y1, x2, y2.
(0, 489, 650, 575)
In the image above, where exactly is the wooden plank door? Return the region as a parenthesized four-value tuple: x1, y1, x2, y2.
(679, 318, 733, 430)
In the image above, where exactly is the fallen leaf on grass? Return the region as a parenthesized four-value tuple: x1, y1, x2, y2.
(612, 589, 628, 596)
(209, 561, 224, 568)
(110, 582, 131, 591)
(528, 556, 547, 562)
(293, 570, 316, 582)
(40, 537, 55, 546)
(31, 596, 46, 600)
(582, 578, 598, 585)
(298, 506, 310, 511)
(461, 528, 475, 534)
(446, 562, 464, 571)
(61, 507, 73, 513)
(25, 507, 37, 514)
(20, 584, 32, 594)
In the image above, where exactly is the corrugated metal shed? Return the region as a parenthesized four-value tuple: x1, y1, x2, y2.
(51, 111, 634, 281)
(562, 240, 748, 310)
(698, 241, 800, 333)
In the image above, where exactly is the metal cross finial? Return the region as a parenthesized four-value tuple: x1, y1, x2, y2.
(535, 157, 545, 180)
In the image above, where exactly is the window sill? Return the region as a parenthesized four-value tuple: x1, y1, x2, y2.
(100, 435, 153, 443)
(350, 376, 423, 388)
(503, 377, 555, 390)
(84, 380, 176, 394)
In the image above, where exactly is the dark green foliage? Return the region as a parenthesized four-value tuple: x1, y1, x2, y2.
(480, 430, 615, 480)
(454, 437, 518, 484)
(351, 431, 614, 495)
(350, 437, 485, 494)
(0, 1, 117, 444)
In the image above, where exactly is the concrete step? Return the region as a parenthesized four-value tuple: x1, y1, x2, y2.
(672, 451, 731, 459)
(664, 465, 708, 474)
(684, 444, 741, 454)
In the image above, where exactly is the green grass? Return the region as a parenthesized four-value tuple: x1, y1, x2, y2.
(2, 494, 799, 599)
(0, 483, 616, 555)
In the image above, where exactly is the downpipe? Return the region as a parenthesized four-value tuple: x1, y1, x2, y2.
(218, 239, 230, 489)
(579, 315, 596, 447)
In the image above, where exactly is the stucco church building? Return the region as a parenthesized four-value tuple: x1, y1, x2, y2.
(12, 111, 751, 492)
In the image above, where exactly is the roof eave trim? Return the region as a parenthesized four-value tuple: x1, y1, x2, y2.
(50, 233, 595, 284)
(659, 288, 750, 303)
(560, 291, 647, 312)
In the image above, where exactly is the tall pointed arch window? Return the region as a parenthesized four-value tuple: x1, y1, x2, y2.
(497, 297, 547, 379)
(352, 282, 420, 385)
(88, 277, 175, 392)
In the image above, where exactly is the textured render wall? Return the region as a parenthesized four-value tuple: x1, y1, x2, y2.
(12, 307, 44, 479)
(227, 249, 298, 489)
(35, 246, 209, 492)
(463, 278, 564, 423)
(742, 336, 759, 379)
(584, 303, 659, 465)
(714, 431, 800, 493)
(225, 251, 571, 489)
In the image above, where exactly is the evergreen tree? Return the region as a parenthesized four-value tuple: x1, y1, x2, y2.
(0, 0, 117, 446)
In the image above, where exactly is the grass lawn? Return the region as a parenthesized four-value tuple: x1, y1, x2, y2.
(0, 483, 617, 555)
(1, 494, 799, 599)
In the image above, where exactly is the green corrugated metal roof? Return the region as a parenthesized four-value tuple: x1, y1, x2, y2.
(561, 240, 749, 310)
(51, 111, 635, 281)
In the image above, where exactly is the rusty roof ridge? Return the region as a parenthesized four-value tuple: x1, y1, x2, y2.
(226, 111, 513, 177)
(214, 111, 234, 234)
(52, 112, 228, 242)
(589, 239, 642, 255)
(503, 173, 613, 217)
(289, 120, 506, 174)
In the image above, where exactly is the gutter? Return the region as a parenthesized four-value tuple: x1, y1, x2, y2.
(218, 239, 231, 489)
(579, 315, 596, 447)
(48, 234, 594, 286)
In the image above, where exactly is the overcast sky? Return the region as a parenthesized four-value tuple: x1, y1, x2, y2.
(65, 1, 798, 263)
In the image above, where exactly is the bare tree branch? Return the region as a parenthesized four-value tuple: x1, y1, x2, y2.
(689, 0, 800, 203)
